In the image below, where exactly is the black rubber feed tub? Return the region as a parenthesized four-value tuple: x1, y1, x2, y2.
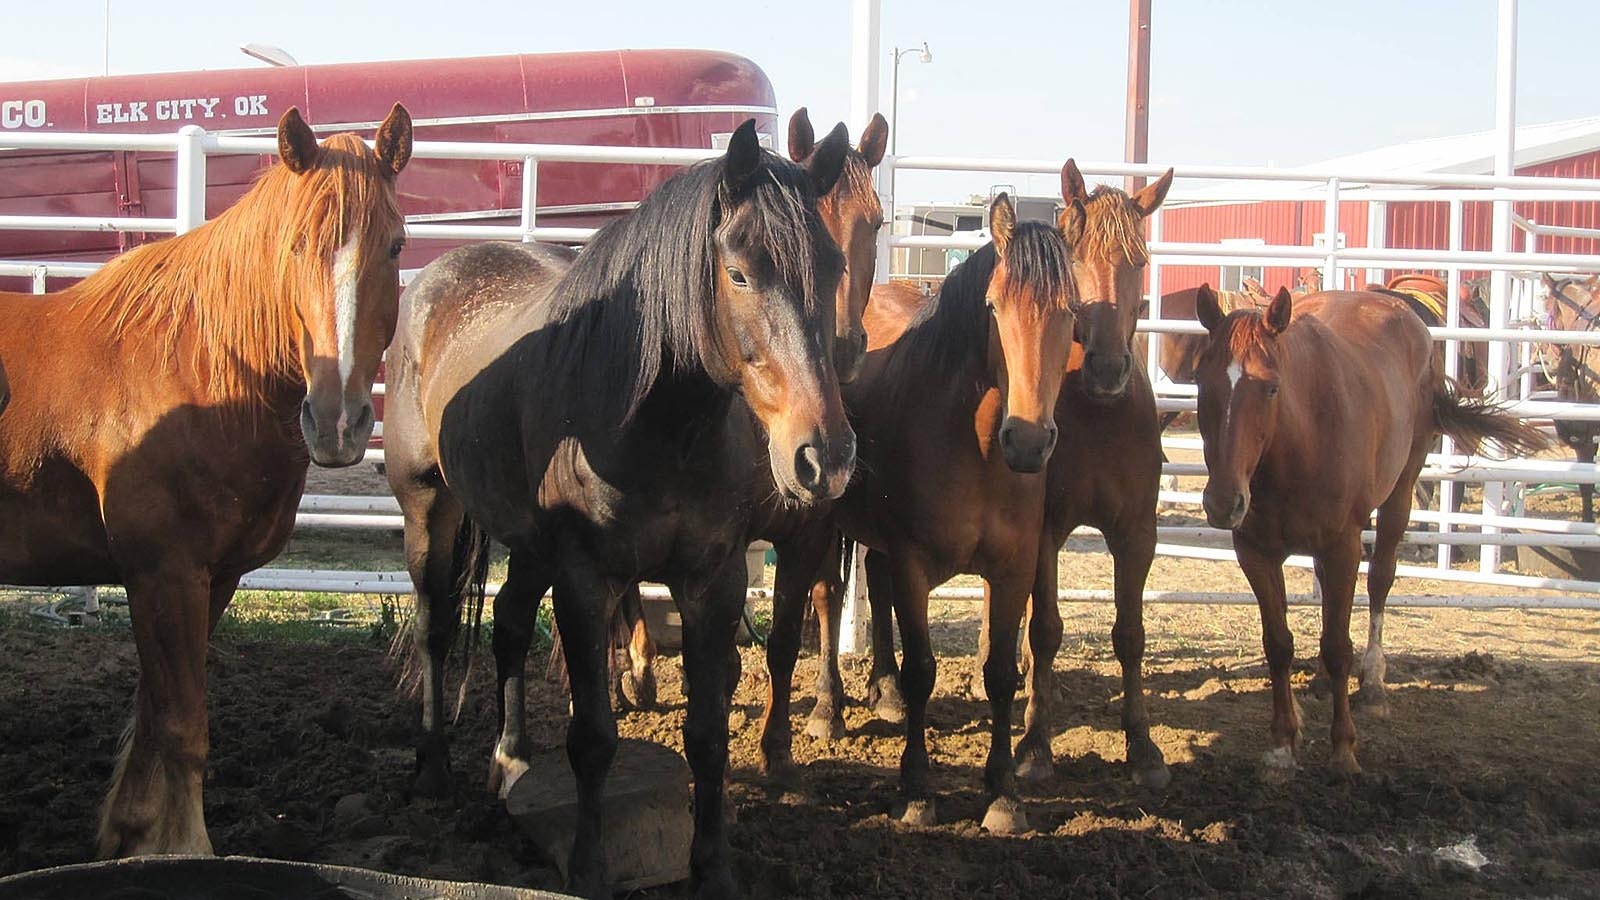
(0, 855, 577, 900)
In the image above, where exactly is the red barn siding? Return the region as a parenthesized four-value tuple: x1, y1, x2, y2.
(1156, 149, 1600, 297)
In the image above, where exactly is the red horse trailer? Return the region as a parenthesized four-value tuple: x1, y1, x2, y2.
(0, 49, 778, 276)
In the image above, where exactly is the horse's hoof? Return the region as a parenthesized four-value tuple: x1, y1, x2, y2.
(619, 669, 657, 711)
(412, 763, 452, 799)
(896, 798, 937, 827)
(1132, 761, 1172, 790)
(804, 710, 845, 742)
(1260, 746, 1297, 782)
(759, 748, 795, 780)
(1014, 746, 1054, 783)
(1353, 686, 1390, 719)
(693, 865, 740, 900)
(868, 675, 907, 724)
(981, 796, 1028, 835)
(1329, 749, 1363, 776)
(487, 750, 529, 800)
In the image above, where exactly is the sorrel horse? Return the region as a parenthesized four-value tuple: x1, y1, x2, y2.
(1540, 273, 1600, 522)
(774, 192, 1082, 832)
(1192, 285, 1547, 774)
(1011, 161, 1175, 787)
(384, 119, 851, 900)
(547, 109, 891, 715)
(0, 106, 412, 856)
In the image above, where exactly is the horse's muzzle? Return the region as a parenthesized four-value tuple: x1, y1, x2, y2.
(302, 398, 375, 468)
(1202, 486, 1248, 530)
(784, 427, 856, 503)
(999, 417, 1058, 474)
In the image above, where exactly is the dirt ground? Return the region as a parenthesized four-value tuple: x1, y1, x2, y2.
(4, 435, 1599, 898)
(3, 583, 1599, 899)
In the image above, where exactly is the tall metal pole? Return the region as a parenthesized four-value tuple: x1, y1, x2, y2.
(890, 48, 901, 156)
(1124, 0, 1152, 193)
(103, 0, 111, 76)
(1482, 0, 1518, 574)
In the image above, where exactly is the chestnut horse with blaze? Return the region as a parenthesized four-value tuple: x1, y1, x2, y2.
(1193, 285, 1547, 774)
(0, 106, 412, 855)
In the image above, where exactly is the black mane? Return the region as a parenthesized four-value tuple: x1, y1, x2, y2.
(540, 148, 831, 425)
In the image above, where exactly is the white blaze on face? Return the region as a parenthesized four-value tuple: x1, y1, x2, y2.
(1223, 360, 1243, 430)
(333, 227, 362, 389)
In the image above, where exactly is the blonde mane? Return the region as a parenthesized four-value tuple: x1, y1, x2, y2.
(56, 133, 401, 402)
(1077, 185, 1150, 266)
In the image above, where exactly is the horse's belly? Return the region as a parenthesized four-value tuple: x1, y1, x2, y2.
(0, 466, 117, 584)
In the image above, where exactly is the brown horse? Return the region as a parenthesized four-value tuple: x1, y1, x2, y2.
(385, 120, 851, 900)
(1541, 273, 1600, 522)
(1012, 160, 1175, 787)
(0, 106, 412, 856)
(1192, 285, 1546, 774)
(776, 191, 1082, 832)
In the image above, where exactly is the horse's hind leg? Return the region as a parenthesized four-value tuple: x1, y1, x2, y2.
(488, 553, 552, 798)
(1579, 436, 1597, 524)
(677, 555, 748, 899)
(99, 564, 213, 857)
(552, 559, 623, 900)
(864, 548, 906, 723)
(396, 472, 466, 796)
(804, 533, 846, 741)
(1359, 456, 1425, 719)
(615, 585, 658, 710)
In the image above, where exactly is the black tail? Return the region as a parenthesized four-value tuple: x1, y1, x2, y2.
(1433, 379, 1551, 458)
(393, 516, 492, 723)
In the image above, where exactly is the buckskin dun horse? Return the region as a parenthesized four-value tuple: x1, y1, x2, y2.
(384, 120, 851, 900)
(1192, 285, 1546, 775)
(0, 105, 412, 856)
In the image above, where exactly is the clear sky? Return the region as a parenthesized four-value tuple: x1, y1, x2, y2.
(6, 1, 1599, 201)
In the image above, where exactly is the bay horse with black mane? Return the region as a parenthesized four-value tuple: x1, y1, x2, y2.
(1192, 285, 1546, 774)
(384, 119, 851, 900)
(0, 105, 412, 856)
(764, 189, 1082, 832)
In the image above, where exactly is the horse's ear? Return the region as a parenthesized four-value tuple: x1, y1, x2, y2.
(1196, 283, 1224, 332)
(723, 119, 764, 191)
(277, 107, 319, 174)
(990, 193, 1016, 255)
(1266, 286, 1293, 334)
(375, 103, 413, 176)
(858, 112, 889, 167)
(1058, 198, 1085, 246)
(1061, 158, 1089, 204)
(1131, 168, 1175, 217)
(806, 122, 850, 197)
(787, 108, 815, 162)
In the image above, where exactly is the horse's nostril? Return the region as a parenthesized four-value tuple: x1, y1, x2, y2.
(351, 403, 374, 434)
(795, 444, 825, 492)
(1045, 423, 1059, 444)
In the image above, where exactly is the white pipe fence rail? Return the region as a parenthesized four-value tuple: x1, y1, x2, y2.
(3, 124, 1600, 629)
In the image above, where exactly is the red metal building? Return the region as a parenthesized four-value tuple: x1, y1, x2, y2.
(1157, 116, 1600, 294)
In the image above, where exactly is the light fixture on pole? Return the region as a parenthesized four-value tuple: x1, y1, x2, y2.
(241, 43, 300, 67)
(890, 41, 932, 156)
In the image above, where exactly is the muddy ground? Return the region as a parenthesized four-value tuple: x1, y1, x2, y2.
(2, 592, 1599, 899)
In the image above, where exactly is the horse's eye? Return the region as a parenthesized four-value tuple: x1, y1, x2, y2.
(389, 238, 405, 259)
(984, 298, 997, 313)
(1266, 384, 1280, 398)
(726, 267, 749, 288)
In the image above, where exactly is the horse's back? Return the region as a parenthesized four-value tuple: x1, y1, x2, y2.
(863, 281, 932, 351)
(1293, 290, 1433, 366)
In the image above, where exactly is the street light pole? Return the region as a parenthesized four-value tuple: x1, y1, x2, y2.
(889, 42, 931, 156)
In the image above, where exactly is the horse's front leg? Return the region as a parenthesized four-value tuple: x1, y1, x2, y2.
(676, 553, 749, 900)
(100, 559, 214, 857)
(978, 573, 1031, 834)
(1234, 537, 1300, 777)
(1317, 532, 1364, 774)
(760, 524, 839, 774)
(1105, 513, 1169, 788)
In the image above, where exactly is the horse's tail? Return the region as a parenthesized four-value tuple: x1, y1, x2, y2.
(1433, 379, 1551, 458)
(393, 515, 492, 723)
